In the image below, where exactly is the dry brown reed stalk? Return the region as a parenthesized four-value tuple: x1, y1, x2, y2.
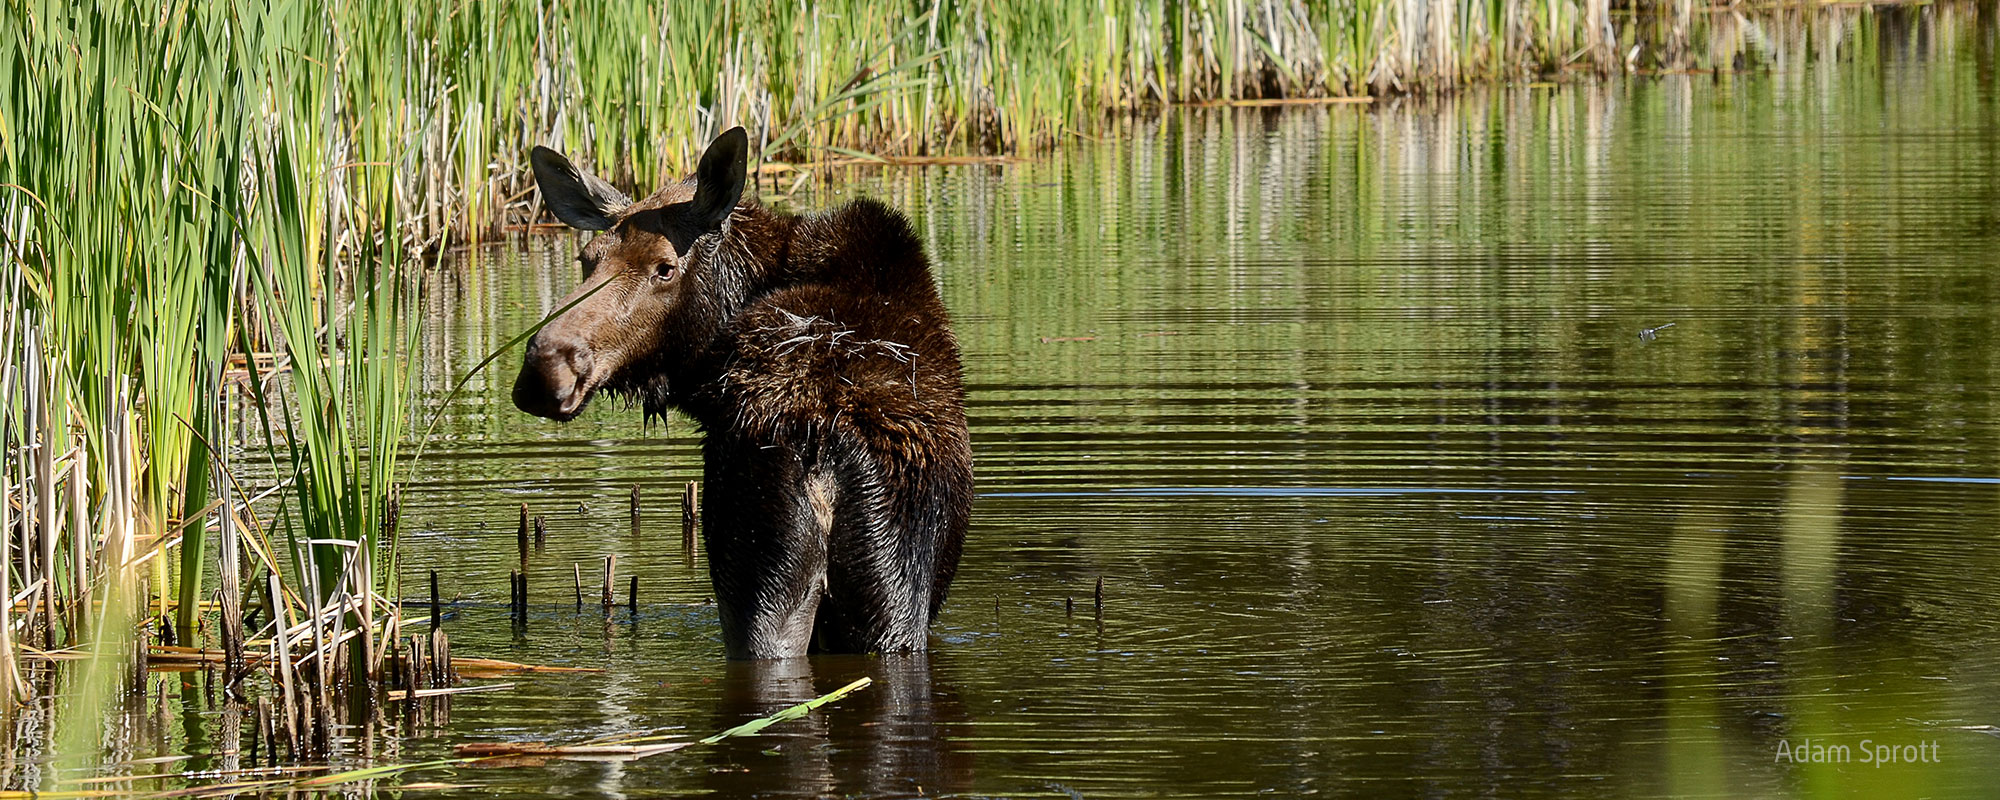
(2, 452, 19, 707)
(216, 399, 245, 688)
(682, 482, 699, 556)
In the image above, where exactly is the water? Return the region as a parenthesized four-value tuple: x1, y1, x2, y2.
(75, 9, 2000, 797)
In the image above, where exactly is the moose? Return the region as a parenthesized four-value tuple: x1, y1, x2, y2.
(511, 128, 971, 659)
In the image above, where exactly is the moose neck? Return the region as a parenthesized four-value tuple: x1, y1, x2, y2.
(649, 196, 933, 433)
(726, 201, 800, 287)
(653, 201, 799, 419)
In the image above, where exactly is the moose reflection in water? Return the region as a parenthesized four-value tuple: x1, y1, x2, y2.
(699, 656, 973, 798)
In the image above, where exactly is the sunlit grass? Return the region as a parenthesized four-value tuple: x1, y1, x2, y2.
(0, 0, 420, 768)
(265, 0, 1775, 248)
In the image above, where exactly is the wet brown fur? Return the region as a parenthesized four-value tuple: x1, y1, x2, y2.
(514, 130, 970, 659)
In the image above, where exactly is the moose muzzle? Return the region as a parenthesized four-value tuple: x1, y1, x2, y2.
(512, 335, 595, 421)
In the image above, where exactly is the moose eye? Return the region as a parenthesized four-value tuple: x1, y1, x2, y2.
(653, 262, 678, 282)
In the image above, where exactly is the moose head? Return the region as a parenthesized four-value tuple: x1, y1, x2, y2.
(512, 128, 750, 421)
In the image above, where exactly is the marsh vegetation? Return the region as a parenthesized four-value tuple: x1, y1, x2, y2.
(1, 0, 1993, 795)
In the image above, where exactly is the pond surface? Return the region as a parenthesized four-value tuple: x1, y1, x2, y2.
(344, 11, 2000, 797)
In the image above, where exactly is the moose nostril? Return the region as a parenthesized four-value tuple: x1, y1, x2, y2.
(527, 337, 586, 373)
(527, 335, 564, 361)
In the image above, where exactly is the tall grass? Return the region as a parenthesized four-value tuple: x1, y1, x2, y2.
(240, 0, 420, 611)
(2, 0, 244, 649)
(123, 0, 1795, 251)
(0, 0, 251, 767)
(0, 0, 421, 766)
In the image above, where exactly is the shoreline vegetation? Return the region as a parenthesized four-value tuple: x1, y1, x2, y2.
(0, 0, 1976, 791)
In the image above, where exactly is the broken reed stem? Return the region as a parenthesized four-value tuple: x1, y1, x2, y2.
(269, 572, 300, 753)
(630, 484, 641, 520)
(432, 628, 455, 686)
(533, 515, 546, 552)
(30, 340, 56, 654)
(406, 636, 426, 694)
(573, 563, 583, 609)
(383, 490, 400, 547)
(358, 542, 378, 694)
(601, 555, 615, 616)
(13, 362, 34, 655)
(627, 575, 637, 615)
(429, 570, 441, 630)
(397, 627, 457, 723)
(217, 400, 244, 688)
(131, 631, 148, 695)
(253, 697, 272, 766)
(681, 482, 699, 555)
(426, 626, 456, 719)
(516, 504, 529, 565)
(0, 471, 18, 708)
(300, 549, 335, 754)
(68, 445, 88, 646)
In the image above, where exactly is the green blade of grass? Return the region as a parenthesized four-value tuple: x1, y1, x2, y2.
(699, 677, 872, 744)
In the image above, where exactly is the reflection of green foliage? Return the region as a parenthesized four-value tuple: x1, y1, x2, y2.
(414, 4, 1995, 470)
(864, 32, 1999, 433)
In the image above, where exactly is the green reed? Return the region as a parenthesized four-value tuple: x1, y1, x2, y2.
(3, 0, 244, 638)
(0, 0, 247, 764)
(0, 0, 420, 766)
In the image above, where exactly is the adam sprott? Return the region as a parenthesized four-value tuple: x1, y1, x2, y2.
(1776, 739, 1941, 766)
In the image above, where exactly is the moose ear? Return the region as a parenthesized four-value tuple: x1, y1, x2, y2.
(530, 146, 631, 231)
(689, 127, 749, 231)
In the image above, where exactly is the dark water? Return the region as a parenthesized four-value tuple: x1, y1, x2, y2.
(98, 8, 2000, 797)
